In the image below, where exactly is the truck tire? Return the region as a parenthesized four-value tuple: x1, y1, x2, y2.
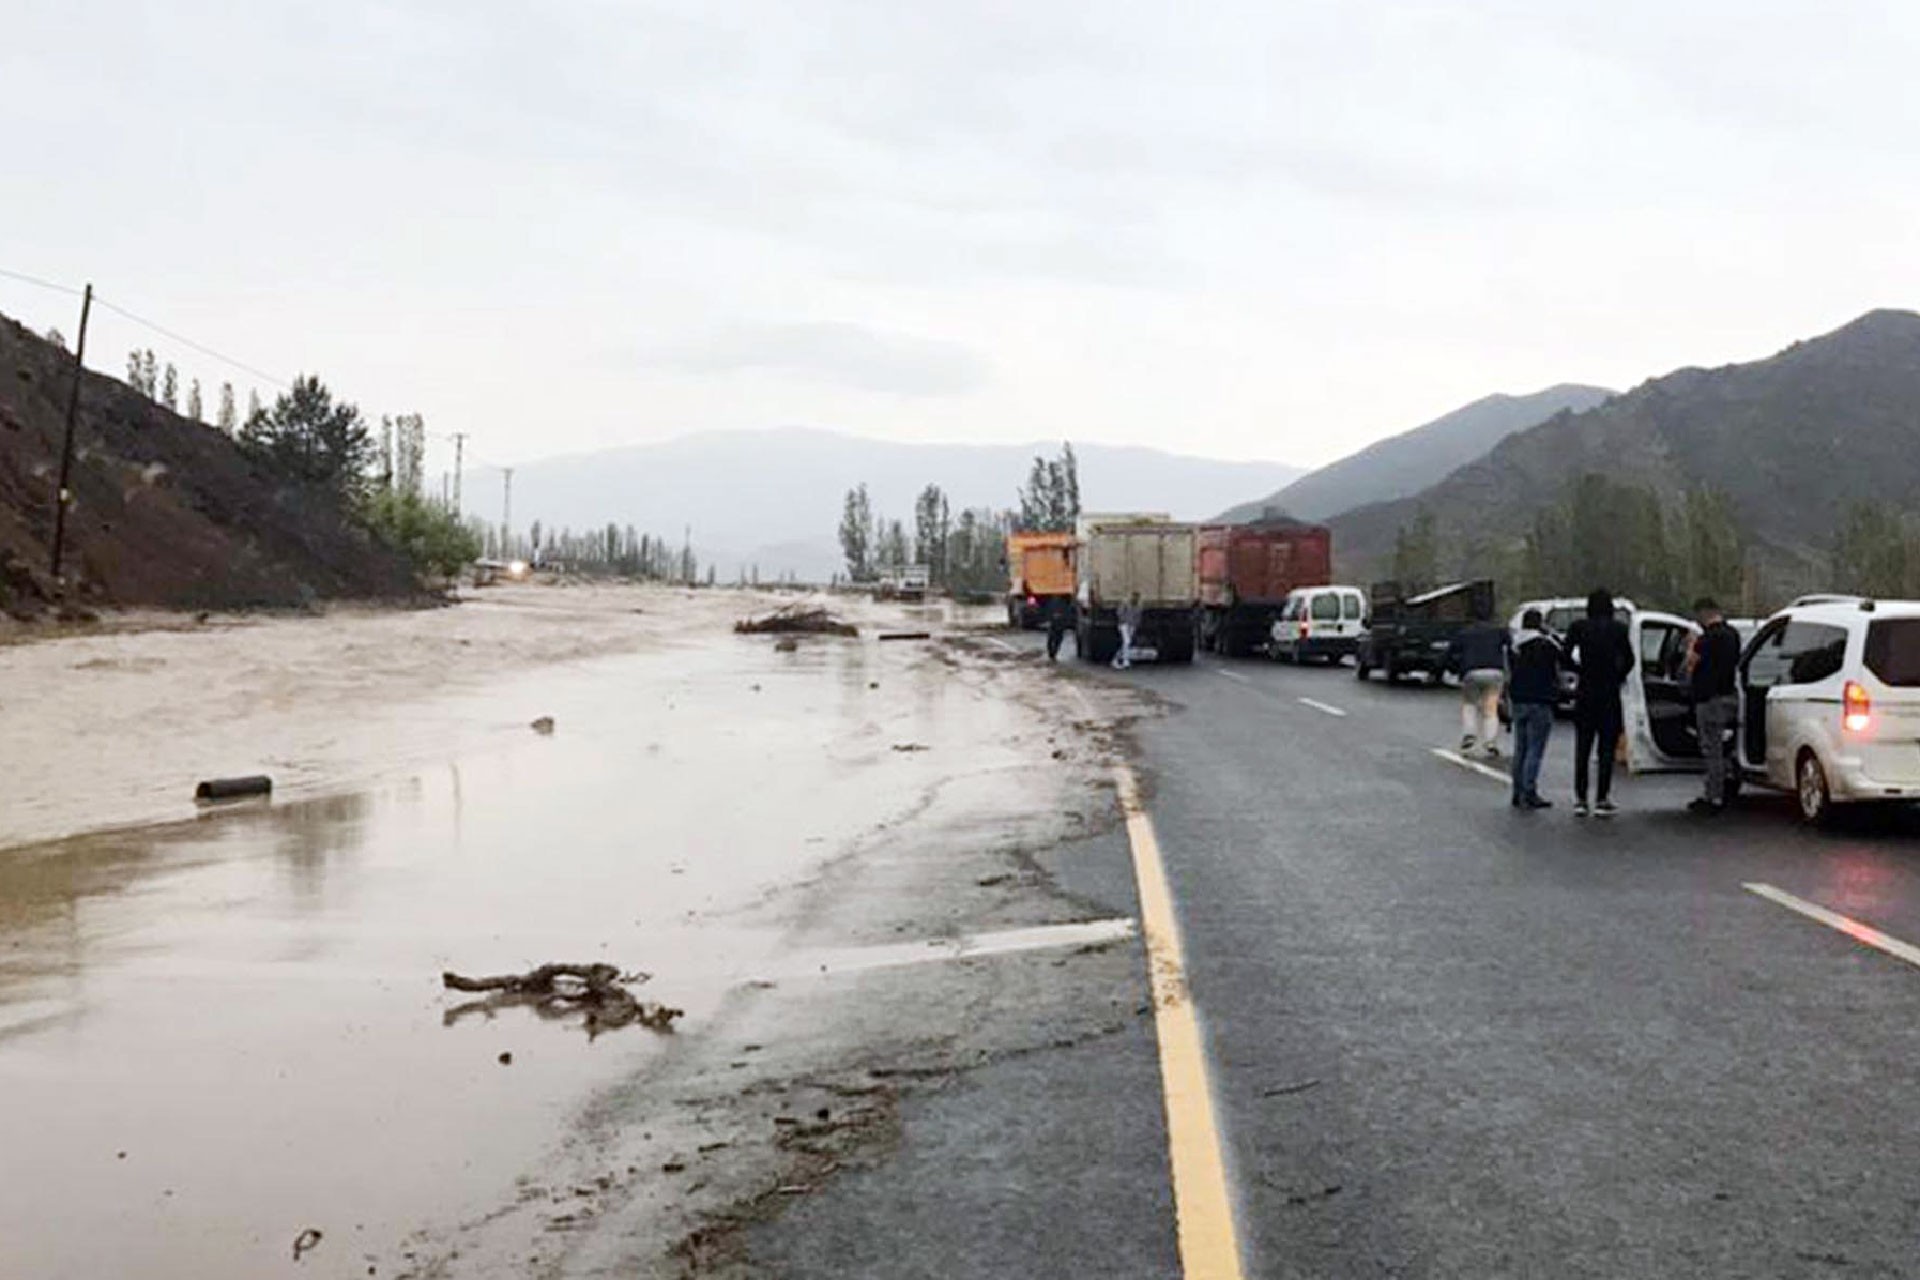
(1385, 655, 1403, 684)
(1163, 630, 1195, 664)
(1356, 657, 1371, 681)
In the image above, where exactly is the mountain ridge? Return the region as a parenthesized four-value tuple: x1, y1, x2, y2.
(1217, 383, 1614, 524)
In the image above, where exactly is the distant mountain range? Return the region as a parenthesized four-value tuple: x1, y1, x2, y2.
(1216, 384, 1614, 523)
(481, 429, 1304, 581)
(1328, 309, 1920, 595)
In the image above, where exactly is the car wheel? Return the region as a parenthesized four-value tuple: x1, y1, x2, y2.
(1796, 751, 1832, 826)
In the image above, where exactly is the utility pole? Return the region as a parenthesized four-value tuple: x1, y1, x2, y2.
(450, 432, 467, 515)
(502, 467, 515, 558)
(50, 283, 94, 581)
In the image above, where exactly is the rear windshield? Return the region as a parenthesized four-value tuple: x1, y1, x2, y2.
(1865, 619, 1920, 687)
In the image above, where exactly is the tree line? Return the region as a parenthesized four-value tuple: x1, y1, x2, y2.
(1388, 474, 1920, 614)
(837, 443, 1080, 594)
(1389, 474, 1748, 613)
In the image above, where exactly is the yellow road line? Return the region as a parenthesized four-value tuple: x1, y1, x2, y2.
(1114, 763, 1247, 1280)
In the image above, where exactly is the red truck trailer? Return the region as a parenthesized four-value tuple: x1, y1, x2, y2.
(1197, 520, 1333, 657)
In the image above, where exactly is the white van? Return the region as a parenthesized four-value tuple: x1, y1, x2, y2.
(1267, 585, 1368, 664)
(1624, 597, 1920, 823)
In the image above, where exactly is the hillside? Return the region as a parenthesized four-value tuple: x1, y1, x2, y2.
(1217, 384, 1614, 523)
(0, 316, 416, 616)
(478, 429, 1304, 581)
(1327, 310, 1920, 594)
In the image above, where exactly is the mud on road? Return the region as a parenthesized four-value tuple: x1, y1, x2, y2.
(0, 587, 1159, 1279)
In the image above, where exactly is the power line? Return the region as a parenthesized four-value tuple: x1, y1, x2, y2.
(93, 296, 289, 389)
(0, 265, 84, 297)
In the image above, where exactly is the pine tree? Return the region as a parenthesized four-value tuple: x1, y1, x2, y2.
(141, 351, 158, 398)
(161, 364, 179, 411)
(217, 383, 237, 434)
(45, 328, 65, 350)
(187, 379, 204, 422)
(127, 350, 145, 393)
(247, 388, 263, 424)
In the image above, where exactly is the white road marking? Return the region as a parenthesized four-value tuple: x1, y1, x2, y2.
(1743, 883, 1920, 970)
(1296, 697, 1347, 718)
(776, 918, 1138, 980)
(1213, 668, 1251, 684)
(1431, 746, 1509, 784)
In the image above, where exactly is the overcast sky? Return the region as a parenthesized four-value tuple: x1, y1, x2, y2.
(5, 1, 1919, 478)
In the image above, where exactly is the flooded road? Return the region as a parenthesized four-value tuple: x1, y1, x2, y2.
(0, 597, 1096, 1278)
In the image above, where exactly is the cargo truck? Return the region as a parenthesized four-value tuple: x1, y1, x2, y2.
(1075, 515, 1199, 664)
(1355, 579, 1497, 683)
(1197, 519, 1333, 657)
(1004, 532, 1080, 629)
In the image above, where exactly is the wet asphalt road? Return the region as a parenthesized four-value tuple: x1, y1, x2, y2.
(760, 637, 1920, 1279)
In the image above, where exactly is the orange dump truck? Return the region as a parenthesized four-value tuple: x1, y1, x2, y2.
(1004, 532, 1079, 628)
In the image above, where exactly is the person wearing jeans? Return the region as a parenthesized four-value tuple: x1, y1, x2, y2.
(1508, 609, 1562, 810)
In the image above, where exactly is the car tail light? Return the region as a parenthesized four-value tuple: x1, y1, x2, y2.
(1026, 595, 1038, 608)
(1844, 680, 1872, 733)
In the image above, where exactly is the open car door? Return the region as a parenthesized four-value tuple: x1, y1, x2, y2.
(1624, 611, 1706, 774)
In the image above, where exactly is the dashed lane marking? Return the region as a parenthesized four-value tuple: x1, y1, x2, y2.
(1296, 697, 1347, 718)
(1213, 667, 1252, 684)
(1114, 763, 1248, 1280)
(1743, 883, 1920, 970)
(1431, 746, 1509, 784)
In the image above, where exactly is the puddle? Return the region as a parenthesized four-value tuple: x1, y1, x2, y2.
(0, 627, 1030, 1278)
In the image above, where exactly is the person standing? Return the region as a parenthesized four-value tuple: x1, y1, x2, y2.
(1508, 608, 1561, 810)
(1453, 618, 1509, 759)
(1564, 588, 1634, 817)
(1114, 593, 1144, 670)
(1688, 596, 1742, 815)
(1044, 596, 1072, 661)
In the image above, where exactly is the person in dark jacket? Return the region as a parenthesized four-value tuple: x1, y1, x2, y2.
(1688, 597, 1743, 814)
(1453, 620, 1509, 759)
(1044, 597, 1072, 661)
(1564, 588, 1634, 817)
(1508, 608, 1561, 810)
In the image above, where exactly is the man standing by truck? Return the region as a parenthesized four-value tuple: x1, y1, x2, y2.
(1114, 593, 1144, 670)
(1688, 596, 1743, 815)
(1044, 596, 1072, 661)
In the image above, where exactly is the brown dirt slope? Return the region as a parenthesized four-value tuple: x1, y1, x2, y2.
(0, 313, 416, 615)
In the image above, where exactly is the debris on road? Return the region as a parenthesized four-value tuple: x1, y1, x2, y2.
(773, 636, 799, 652)
(194, 775, 273, 802)
(891, 742, 929, 752)
(1261, 1079, 1322, 1098)
(877, 631, 931, 641)
(734, 606, 857, 638)
(292, 1228, 323, 1262)
(530, 716, 555, 735)
(441, 963, 682, 1036)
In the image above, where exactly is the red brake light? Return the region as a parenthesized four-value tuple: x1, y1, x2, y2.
(1026, 595, 1038, 608)
(1844, 680, 1872, 733)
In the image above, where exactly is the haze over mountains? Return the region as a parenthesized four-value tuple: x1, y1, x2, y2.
(1328, 309, 1920, 594)
(1217, 384, 1614, 523)
(486, 430, 1304, 581)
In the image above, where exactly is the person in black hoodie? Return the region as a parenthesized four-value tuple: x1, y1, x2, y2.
(1508, 608, 1562, 810)
(1564, 588, 1634, 817)
(1688, 597, 1743, 814)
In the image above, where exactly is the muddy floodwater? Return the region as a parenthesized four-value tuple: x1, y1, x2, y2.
(0, 590, 1090, 1278)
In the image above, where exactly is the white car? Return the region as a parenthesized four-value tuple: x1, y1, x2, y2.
(1267, 585, 1368, 664)
(1624, 597, 1920, 822)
